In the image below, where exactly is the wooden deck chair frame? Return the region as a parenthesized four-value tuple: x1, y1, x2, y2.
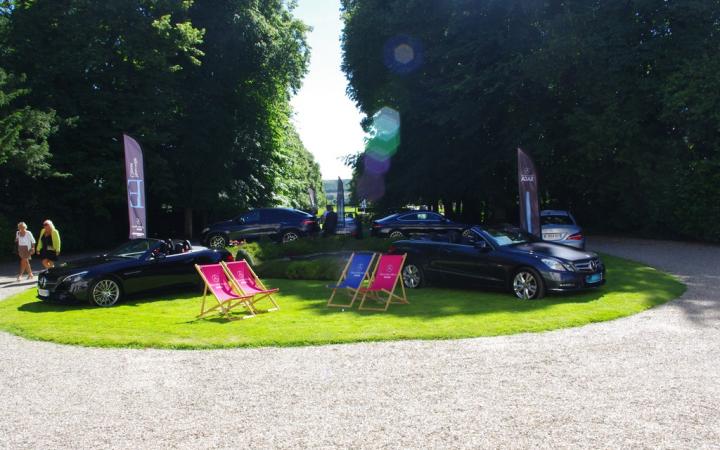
(358, 253, 409, 312)
(194, 264, 257, 320)
(221, 261, 280, 312)
(327, 252, 376, 308)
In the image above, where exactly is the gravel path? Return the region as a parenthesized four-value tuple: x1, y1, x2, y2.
(0, 237, 718, 449)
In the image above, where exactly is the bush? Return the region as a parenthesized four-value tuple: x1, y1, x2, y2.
(228, 236, 391, 263)
(255, 257, 344, 281)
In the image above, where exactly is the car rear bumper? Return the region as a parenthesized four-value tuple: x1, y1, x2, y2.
(542, 268, 606, 292)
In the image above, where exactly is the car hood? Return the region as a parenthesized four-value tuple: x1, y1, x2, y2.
(45, 255, 129, 277)
(502, 242, 596, 262)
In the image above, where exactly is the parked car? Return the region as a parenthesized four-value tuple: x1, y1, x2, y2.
(540, 210, 585, 249)
(335, 212, 359, 237)
(370, 210, 470, 239)
(202, 207, 320, 248)
(388, 225, 605, 299)
(37, 238, 233, 307)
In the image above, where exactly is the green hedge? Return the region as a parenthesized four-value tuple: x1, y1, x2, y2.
(255, 257, 345, 281)
(229, 236, 391, 263)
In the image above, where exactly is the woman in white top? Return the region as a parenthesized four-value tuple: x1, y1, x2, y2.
(15, 222, 36, 281)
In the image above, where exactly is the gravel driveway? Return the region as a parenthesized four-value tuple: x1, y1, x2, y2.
(0, 237, 718, 449)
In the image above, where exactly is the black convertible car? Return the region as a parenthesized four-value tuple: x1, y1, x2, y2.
(388, 226, 605, 299)
(37, 239, 232, 307)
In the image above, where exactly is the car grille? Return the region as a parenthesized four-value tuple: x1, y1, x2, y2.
(38, 273, 62, 291)
(573, 258, 601, 273)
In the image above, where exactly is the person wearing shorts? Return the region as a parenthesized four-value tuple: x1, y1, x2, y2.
(14, 222, 36, 281)
(36, 219, 61, 269)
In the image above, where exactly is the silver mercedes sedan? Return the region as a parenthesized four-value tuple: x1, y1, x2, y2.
(540, 210, 585, 249)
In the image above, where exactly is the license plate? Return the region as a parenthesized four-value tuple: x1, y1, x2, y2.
(543, 233, 561, 240)
(585, 273, 602, 284)
(38, 288, 50, 297)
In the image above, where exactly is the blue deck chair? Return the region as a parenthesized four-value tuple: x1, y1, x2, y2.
(326, 252, 377, 308)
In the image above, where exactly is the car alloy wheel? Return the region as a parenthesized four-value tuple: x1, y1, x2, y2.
(389, 230, 405, 239)
(282, 231, 299, 243)
(402, 264, 424, 288)
(91, 279, 121, 307)
(513, 271, 539, 300)
(208, 234, 227, 249)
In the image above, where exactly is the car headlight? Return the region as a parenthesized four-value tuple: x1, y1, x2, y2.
(62, 271, 89, 284)
(541, 258, 567, 271)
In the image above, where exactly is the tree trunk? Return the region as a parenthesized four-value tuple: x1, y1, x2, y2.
(184, 207, 193, 239)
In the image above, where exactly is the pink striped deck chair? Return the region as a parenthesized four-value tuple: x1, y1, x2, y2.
(358, 254, 409, 312)
(195, 264, 256, 320)
(221, 260, 280, 312)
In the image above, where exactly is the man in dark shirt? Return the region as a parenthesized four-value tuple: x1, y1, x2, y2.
(323, 205, 338, 237)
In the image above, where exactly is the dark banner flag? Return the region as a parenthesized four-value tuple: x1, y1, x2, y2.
(308, 187, 317, 209)
(336, 177, 345, 229)
(517, 147, 541, 236)
(123, 134, 147, 239)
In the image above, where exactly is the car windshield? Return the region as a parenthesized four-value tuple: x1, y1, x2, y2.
(106, 239, 157, 259)
(483, 227, 535, 246)
(541, 215, 574, 225)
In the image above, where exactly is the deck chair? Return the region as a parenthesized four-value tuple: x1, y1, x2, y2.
(195, 263, 256, 320)
(221, 260, 280, 312)
(358, 254, 409, 312)
(326, 252, 376, 308)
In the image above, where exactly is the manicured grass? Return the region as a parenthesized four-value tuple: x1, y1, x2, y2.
(0, 255, 684, 349)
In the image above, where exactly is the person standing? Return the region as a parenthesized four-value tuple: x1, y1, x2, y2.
(36, 219, 61, 269)
(323, 205, 338, 237)
(14, 222, 36, 281)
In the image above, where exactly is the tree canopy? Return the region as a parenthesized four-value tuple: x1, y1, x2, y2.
(0, 0, 323, 250)
(342, 0, 720, 241)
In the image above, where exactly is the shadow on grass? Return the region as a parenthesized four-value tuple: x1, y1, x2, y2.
(17, 287, 203, 313)
(13, 254, 682, 323)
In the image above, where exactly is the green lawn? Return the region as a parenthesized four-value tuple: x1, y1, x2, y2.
(0, 255, 684, 349)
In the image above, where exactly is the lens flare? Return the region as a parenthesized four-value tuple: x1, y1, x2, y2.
(357, 173, 385, 201)
(359, 106, 401, 203)
(383, 35, 424, 74)
(372, 107, 400, 140)
(364, 153, 391, 175)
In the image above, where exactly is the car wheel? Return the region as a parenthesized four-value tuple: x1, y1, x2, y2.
(89, 278, 122, 307)
(402, 262, 424, 289)
(389, 230, 405, 239)
(281, 230, 299, 243)
(511, 268, 545, 300)
(207, 234, 228, 249)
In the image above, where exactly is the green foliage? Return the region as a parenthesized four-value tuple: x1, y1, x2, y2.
(256, 257, 343, 281)
(342, 0, 720, 241)
(0, 254, 685, 349)
(0, 0, 321, 250)
(230, 236, 391, 263)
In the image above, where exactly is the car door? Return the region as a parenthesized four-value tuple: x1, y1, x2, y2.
(122, 246, 193, 293)
(230, 210, 262, 240)
(431, 238, 505, 286)
(422, 212, 449, 235)
(396, 213, 421, 236)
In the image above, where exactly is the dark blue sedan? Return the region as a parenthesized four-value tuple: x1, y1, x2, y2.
(387, 226, 605, 299)
(370, 210, 470, 240)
